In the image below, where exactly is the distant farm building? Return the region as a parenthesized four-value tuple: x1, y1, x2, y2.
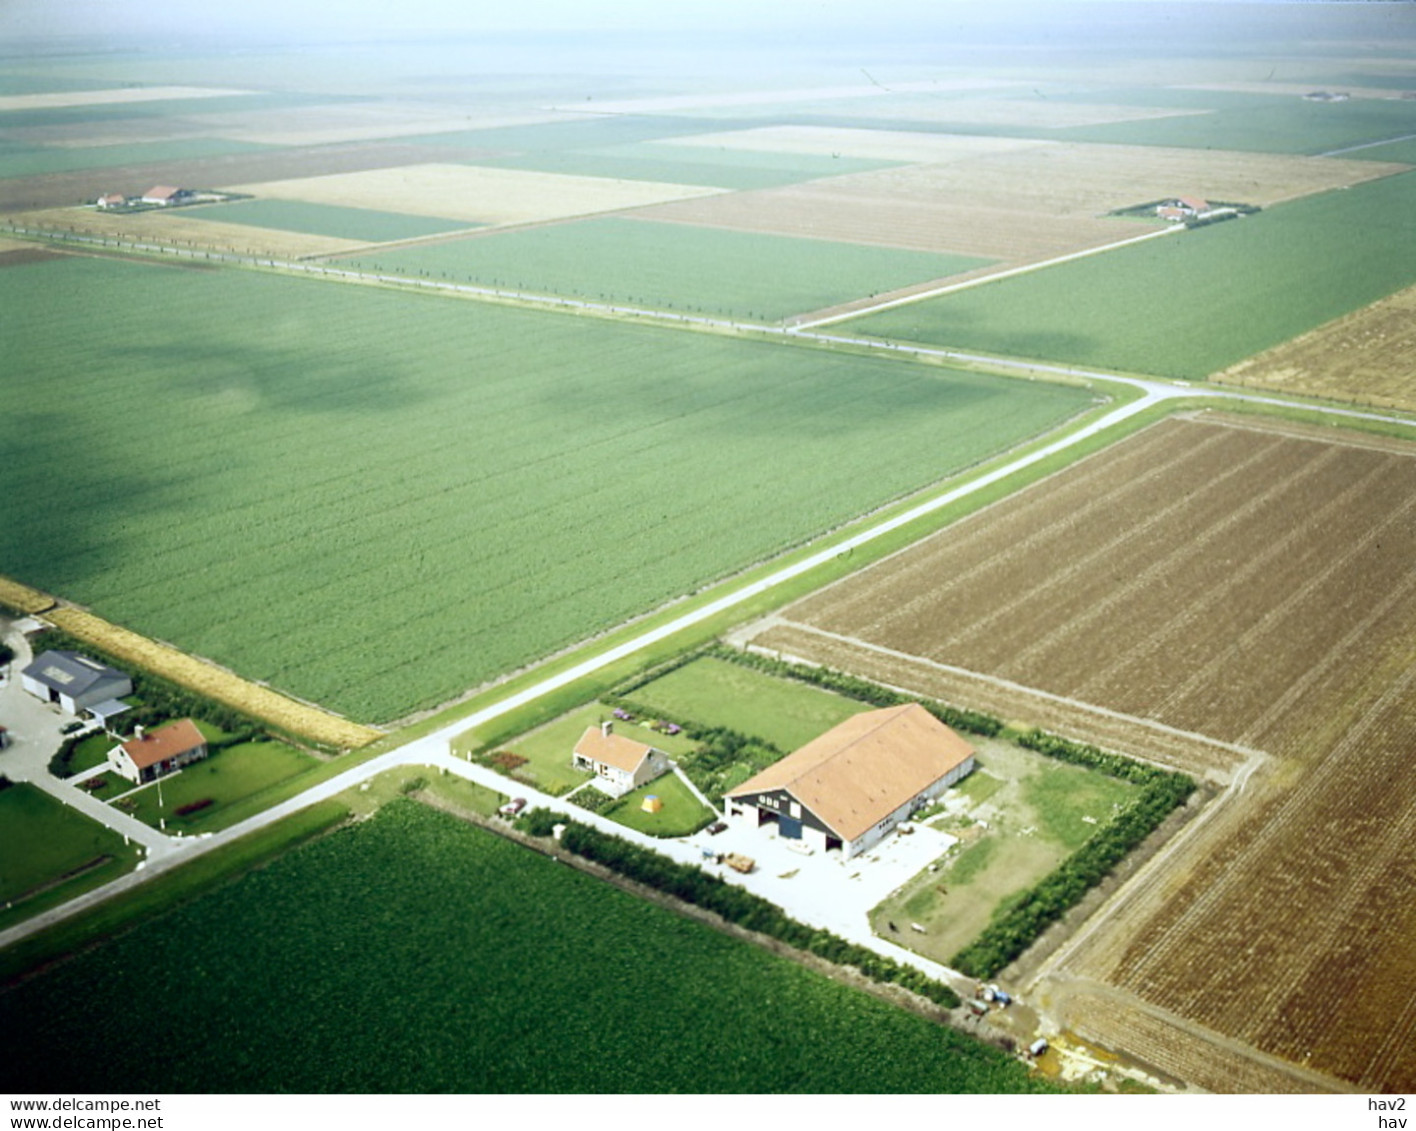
(1303, 90, 1350, 102)
(21, 650, 132, 715)
(573, 721, 669, 798)
(140, 185, 187, 206)
(724, 703, 975, 859)
(1157, 196, 1211, 222)
(96, 193, 127, 209)
(108, 719, 208, 784)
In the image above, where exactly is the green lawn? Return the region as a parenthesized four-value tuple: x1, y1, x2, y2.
(852, 170, 1416, 379)
(0, 254, 1088, 723)
(488, 702, 696, 796)
(0, 802, 1059, 1093)
(115, 740, 317, 832)
(65, 731, 114, 775)
(180, 199, 476, 243)
(628, 656, 869, 750)
(0, 783, 141, 908)
(871, 739, 1143, 965)
(345, 216, 992, 321)
(602, 771, 714, 837)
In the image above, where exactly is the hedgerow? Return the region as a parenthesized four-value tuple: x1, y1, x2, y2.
(517, 808, 961, 1011)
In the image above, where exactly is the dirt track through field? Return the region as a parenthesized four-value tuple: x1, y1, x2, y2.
(756, 413, 1416, 1091)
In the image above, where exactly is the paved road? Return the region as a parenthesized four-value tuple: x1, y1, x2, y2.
(5, 223, 1416, 995)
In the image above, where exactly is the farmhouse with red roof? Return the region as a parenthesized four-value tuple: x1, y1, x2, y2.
(573, 721, 669, 798)
(108, 718, 209, 784)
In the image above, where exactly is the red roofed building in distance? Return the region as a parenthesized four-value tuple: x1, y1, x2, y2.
(108, 718, 209, 784)
(140, 185, 186, 206)
(96, 193, 127, 209)
(572, 721, 670, 798)
(724, 703, 974, 859)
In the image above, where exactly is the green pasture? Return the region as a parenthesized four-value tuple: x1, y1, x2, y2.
(180, 199, 476, 243)
(0, 90, 339, 131)
(602, 772, 714, 838)
(477, 141, 894, 190)
(115, 740, 318, 832)
(347, 216, 990, 321)
(0, 138, 272, 180)
(1351, 137, 1416, 164)
(0, 254, 1087, 723)
(1036, 86, 1416, 155)
(628, 655, 869, 750)
(852, 170, 1416, 379)
(0, 802, 1058, 1093)
(871, 738, 1140, 964)
(0, 783, 141, 908)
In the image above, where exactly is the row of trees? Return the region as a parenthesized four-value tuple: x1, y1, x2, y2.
(515, 808, 962, 1010)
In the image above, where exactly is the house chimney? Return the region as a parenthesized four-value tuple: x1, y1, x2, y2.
(601, 720, 612, 738)
(135, 725, 145, 741)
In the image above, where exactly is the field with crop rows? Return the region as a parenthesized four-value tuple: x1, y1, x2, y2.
(1215, 283, 1416, 412)
(849, 170, 1416, 378)
(0, 802, 1058, 1093)
(760, 414, 1416, 1091)
(343, 217, 989, 320)
(181, 199, 475, 243)
(225, 163, 725, 226)
(0, 253, 1088, 723)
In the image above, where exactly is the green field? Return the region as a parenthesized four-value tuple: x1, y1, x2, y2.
(852, 170, 1416, 379)
(0, 802, 1057, 1093)
(477, 140, 895, 190)
(346, 217, 990, 321)
(180, 199, 476, 243)
(0, 137, 272, 179)
(628, 655, 869, 750)
(0, 783, 141, 908)
(0, 254, 1087, 723)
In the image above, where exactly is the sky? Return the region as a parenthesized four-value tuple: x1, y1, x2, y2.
(1, 0, 1350, 43)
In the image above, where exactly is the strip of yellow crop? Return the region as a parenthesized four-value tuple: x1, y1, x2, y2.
(46, 608, 381, 750)
(0, 575, 57, 615)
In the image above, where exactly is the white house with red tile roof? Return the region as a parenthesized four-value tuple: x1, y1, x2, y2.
(109, 718, 208, 784)
(573, 722, 669, 798)
(724, 703, 974, 859)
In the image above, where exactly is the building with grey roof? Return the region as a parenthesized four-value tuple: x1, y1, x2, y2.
(20, 650, 132, 715)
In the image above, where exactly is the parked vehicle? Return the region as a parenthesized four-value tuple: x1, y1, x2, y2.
(723, 853, 755, 874)
(706, 821, 727, 835)
(499, 797, 527, 818)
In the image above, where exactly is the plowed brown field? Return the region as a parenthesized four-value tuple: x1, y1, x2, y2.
(755, 413, 1416, 1091)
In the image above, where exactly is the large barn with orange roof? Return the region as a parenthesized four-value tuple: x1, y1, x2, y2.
(724, 703, 974, 858)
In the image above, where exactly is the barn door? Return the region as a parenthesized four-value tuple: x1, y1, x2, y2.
(778, 816, 802, 840)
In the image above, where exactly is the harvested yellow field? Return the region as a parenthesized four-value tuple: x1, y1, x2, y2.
(642, 141, 1405, 260)
(0, 86, 254, 112)
(9, 207, 367, 260)
(47, 608, 381, 750)
(664, 125, 1046, 165)
(0, 575, 56, 615)
(1216, 285, 1416, 412)
(223, 164, 725, 226)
